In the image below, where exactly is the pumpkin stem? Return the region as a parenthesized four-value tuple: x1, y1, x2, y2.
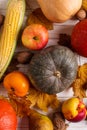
(54, 71, 61, 78)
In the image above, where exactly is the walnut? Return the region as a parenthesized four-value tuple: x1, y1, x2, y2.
(52, 111, 68, 130)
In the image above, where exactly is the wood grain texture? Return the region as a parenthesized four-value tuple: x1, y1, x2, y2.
(0, 0, 87, 130)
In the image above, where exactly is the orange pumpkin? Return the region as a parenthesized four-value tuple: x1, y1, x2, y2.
(0, 99, 17, 130)
(3, 71, 30, 97)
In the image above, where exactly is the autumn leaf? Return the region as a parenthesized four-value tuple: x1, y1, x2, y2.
(26, 87, 60, 112)
(72, 78, 86, 98)
(27, 8, 53, 30)
(8, 87, 60, 116)
(71, 64, 87, 98)
(77, 63, 87, 83)
(9, 93, 31, 117)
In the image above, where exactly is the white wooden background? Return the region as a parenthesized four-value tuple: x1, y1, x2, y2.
(0, 0, 87, 130)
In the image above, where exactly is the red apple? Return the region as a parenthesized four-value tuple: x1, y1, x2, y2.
(62, 97, 86, 122)
(68, 108, 86, 122)
(22, 24, 49, 50)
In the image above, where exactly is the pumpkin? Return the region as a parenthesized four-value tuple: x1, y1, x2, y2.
(28, 45, 78, 94)
(37, 0, 82, 23)
(71, 19, 87, 57)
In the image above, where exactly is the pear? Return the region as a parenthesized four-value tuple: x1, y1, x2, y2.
(29, 110, 53, 130)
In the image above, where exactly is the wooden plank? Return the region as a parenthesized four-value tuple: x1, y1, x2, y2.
(17, 117, 29, 128)
(0, 0, 7, 9)
(67, 128, 87, 130)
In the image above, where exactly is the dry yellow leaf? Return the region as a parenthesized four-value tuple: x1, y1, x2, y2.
(72, 78, 86, 98)
(71, 64, 87, 98)
(78, 63, 87, 83)
(8, 87, 60, 116)
(82, 0, 87, 11)
(26, 87, 60, 112)
(27, 8, 53, 30)
(9, 93, 31, 117)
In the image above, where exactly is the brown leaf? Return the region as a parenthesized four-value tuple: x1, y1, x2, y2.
(9, 93, 31, 117)
(58, 33, 72, 50)
(27, 8, 53, 30)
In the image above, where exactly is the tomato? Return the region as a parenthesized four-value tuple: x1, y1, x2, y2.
(3, 71, 29, 97)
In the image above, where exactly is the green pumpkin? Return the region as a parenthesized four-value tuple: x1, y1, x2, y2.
(28, 45, 78, 94)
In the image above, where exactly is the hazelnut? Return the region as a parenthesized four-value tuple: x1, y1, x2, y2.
(76, 9, 87, 20)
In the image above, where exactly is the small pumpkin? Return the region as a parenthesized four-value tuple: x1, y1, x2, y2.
(37, 0, 82, 23)
(71, 19, 87, 57)
(28, 45, 78, 94)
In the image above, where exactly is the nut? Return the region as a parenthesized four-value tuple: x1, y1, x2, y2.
(76, 9, 87, 20)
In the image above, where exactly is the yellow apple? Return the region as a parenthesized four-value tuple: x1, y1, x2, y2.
(62, 97, 86, 122)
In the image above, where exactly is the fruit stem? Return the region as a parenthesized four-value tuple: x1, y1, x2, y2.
(54, 71, 61, 78)
(33, 36, 39, 40)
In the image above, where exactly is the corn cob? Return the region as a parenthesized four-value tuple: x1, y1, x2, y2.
(0, 0, 25, 80)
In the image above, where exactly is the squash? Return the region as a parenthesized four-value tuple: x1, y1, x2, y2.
(71, 19, 87, 57)
(37, 0, 82, 22)
(28, 45, 78, 94)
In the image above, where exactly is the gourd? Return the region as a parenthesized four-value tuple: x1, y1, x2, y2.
(71, 19, 87, 57)
(37, 0, 82, 22)
(28, 45, 78, 94)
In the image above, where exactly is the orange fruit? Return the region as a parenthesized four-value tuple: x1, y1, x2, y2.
(3, 71, 30, 97)
(0, 99, 17, 130)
